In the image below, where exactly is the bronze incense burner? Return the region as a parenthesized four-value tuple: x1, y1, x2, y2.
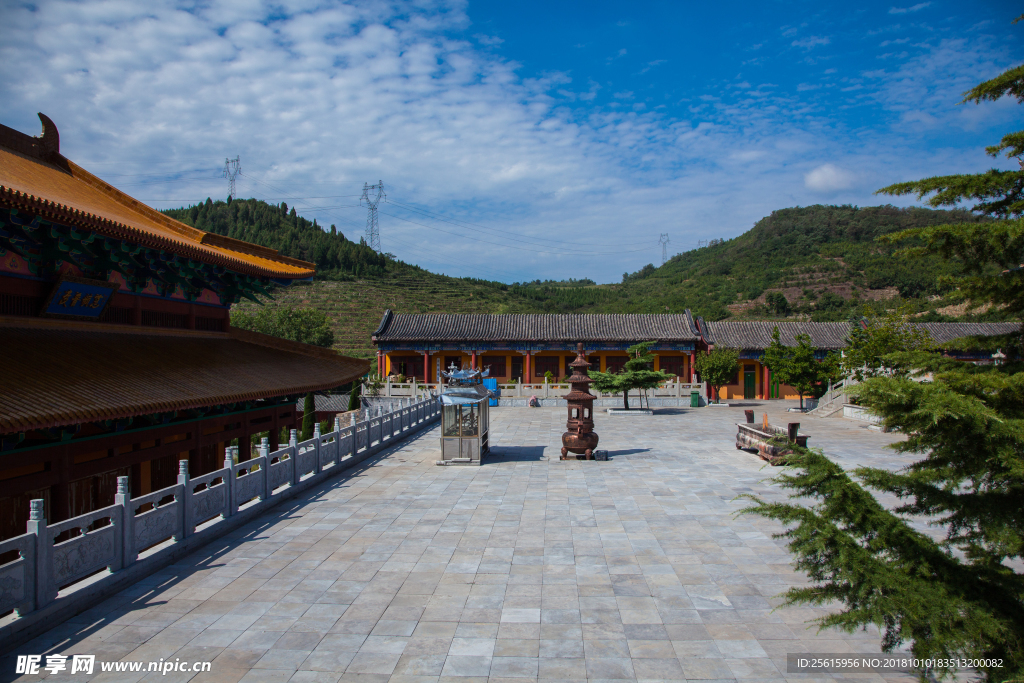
(561, 342, 599, 460)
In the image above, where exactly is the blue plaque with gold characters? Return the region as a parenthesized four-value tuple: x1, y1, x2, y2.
(40, 276, 119, 320)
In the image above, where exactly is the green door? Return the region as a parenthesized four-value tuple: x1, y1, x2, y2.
(744, 370, 756, 399)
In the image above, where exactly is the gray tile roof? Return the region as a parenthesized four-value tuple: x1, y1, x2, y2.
(700, 321, 853, 350)
(373, 311, 700, 343)
(295, 394, 352, 413)
(912, 322, 1020, 344)
(700, 320, 1021, 350)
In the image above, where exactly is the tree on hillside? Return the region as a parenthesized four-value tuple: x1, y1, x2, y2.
(761, 328, 841, 410)
(765, 291, 790, 316)
(232, 307, 335, 438)
(693, 346, 740, 404)
(743, 46, 1024, 681)
(842, 309, 933, 381)
(590, 341, 675, 410)
(231, 306, 334, 348)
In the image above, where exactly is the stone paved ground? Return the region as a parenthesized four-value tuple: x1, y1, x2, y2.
(5, 402, 923, 683)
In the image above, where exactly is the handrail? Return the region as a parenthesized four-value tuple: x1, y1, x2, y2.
(0, 396, 442, 631)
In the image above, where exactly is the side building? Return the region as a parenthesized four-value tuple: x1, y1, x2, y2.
(0, 114, 369, 542)
(698, 319, 1020, 400)
(698, 321, 851, 400)
(372, 310, 701, 383)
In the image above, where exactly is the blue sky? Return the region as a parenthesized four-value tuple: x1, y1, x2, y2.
(1, 0, 1021, 283)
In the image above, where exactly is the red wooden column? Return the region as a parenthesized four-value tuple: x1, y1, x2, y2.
(423, 351, 429, 383)
(525, 352, 531, 382)
(471, 350, 476, 369)
(764, 365, 771, 399)
(689, 352, 695, 382)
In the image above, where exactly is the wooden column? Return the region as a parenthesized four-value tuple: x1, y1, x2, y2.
(525, 352, 531, 382)
(187, 303, 196, 330)
(424, 351, 429, 384)
(689, 352, 695, 382)
(471, 350, 476, 369)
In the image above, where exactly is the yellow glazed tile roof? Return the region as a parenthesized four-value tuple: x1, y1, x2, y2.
(0, 318, 369, 433)
(0, 114, 315, 279)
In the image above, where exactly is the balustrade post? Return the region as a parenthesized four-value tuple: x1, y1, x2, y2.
(226, 446, 239, 515)
(260, 437, 270, 501)
(311, 423, 322, 477)
(115, 476, 134, 570)
(26, 499, 51, 610)
(178, 460, 192, 539)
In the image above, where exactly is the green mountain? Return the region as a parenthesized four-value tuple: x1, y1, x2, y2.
(615, 204, 992, 321)
(161, 200, 1007, 357)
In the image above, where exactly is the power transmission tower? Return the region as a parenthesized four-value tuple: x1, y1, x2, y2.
(361, 180, 386, 252)
(658, 233, 670, 265)
(223, 156, 241, 198)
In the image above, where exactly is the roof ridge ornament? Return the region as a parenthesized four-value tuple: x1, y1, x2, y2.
(36, 113, 59, 156)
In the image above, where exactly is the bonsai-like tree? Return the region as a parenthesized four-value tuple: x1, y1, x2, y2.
(760, 328, 840, 410)
(693, 346, 740, 404)
(590, 341, 675, 410)
(743, 48, 1024, 681)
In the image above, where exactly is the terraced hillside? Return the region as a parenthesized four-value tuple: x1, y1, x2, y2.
(208, 201, 1017, 357)
(232, 272, 544, 357)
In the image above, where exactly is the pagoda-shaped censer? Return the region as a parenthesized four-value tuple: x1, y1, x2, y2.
(561, 342, 599, 460)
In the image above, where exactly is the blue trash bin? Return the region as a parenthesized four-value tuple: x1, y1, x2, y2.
(483, 378, 499, 406)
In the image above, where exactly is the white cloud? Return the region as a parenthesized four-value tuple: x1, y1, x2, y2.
(792, 36, 830, 50)
(0, 1, 1016, 283)
(889, 3, 930, 14)
(804, 164, 856, 192)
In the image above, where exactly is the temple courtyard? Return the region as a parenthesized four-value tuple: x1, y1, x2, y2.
(5, 403, 921, 683)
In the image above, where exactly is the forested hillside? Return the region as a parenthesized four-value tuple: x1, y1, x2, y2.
(617, 204, 993, 321)
(163, 197, 391, 279)
(162, 199, 1012, 356)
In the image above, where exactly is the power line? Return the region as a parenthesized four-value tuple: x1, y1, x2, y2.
(378, 209, 654, 256)
(387, 200, 630, 249)
(361, 181, 386, 253)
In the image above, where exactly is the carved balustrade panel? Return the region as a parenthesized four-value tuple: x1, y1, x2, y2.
(234, 469, 263, 506)
(191, 480, 228, 526)
(268, 456, 291, 492)
(51, 509, 119, 586)
(0, 534, 34, 615)
(133, 501, 179, 551)
(297, 441, 317, 477)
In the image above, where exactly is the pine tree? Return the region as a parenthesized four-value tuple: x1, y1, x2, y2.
(301, 392, 315, 441)
(743, 43, 1024, 681)
(761, 328, 841, 410)
(589, 341, 675, 410)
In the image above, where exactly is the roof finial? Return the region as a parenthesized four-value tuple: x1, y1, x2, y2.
(36, 112, 59, 156)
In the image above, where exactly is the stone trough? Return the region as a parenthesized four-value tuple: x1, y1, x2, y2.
(736, 410, 808, 465)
